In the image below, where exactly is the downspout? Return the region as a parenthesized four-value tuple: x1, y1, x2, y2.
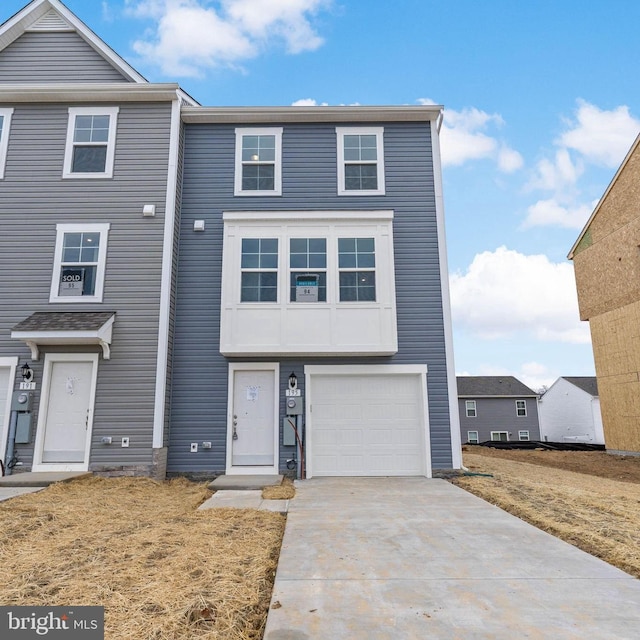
(430, 114, 463, 470)
(152, 94, 182, 451)
(3, 410, 18, 476)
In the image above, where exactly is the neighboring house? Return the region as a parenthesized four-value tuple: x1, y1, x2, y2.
(457, 376, 540, 444)
(569, 133, 640, 456)
(0, 0, 462, 479)
(538, 377, 604, 444)
(0, 0, 195, 479)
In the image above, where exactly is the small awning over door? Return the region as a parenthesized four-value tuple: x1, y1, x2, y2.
(11, 311, 116, 360)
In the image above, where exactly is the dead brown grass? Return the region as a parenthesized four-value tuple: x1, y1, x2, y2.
(261, 476, 295, 500)
(0, 476, 285, 639)
(453, 448, 640, 578)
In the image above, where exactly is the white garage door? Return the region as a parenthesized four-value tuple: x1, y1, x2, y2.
(308, 372, 429, 477)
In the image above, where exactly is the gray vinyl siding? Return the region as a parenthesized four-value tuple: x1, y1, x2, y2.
(169, 121, 453, 473)
(459, 398, 541, 443)
(0, 32, 130, 83)
(0, 101, 174, 470)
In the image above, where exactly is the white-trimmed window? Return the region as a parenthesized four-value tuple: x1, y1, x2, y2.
(519, 430, 530, 441)
(516, 400, 527, 417)
(240, 238, 278, 302)
(63, 107, 119, 178)
(491, 431, 509, 442)
(465, 400, 477, 418)
(467, 430, 479, 444)
(290, 238, 327, 302)
(336, 127, 385, 196)
(338, 238, 376, 301)
(234, 127, 283, 196)
(50, 223, 110, 303)
(0, 108, 14, 179)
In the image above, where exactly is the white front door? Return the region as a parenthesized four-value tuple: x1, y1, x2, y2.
(0, 357, 17, 464)
(33, 353, 98, 472)
(228, 364, 278, 474)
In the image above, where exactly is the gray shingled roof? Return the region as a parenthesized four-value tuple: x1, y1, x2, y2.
(457, 376, 538, 397)
(563, 376, 598, 397)
(12, 311, 116, 332)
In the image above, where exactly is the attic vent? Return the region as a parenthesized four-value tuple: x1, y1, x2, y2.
(26, 10, 74, 32)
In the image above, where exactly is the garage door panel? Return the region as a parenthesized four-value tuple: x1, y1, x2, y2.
(310, 373, 427, 476)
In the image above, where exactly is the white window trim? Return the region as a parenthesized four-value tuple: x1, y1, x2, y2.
(234, 127, 283, 196)
(465, 400, 477, 418)
(491, 431, 509, 442)
(336, 126, 385, 196)
(63, 106, 119, 179)
(49, 223, 110, 303)
(0, 356, 18, 464)
(518, 430, 530, 441)
(516, 399, 527, 417)
(0, 108, 14, 179)
(467, 430, 479, 444)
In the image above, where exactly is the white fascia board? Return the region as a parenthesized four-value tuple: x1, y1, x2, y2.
(0, 84, 181, 103)
(223, 209, 394, 222)
(182, 105, 444, 124)
(431, 119, 462, 470)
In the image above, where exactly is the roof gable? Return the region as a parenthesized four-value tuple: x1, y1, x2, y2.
(0, 0, 147, 83)
(457, 376, 537, 397)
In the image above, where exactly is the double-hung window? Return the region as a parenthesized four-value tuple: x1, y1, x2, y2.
(0, 108, 14, 179)
(240, 238, 278, 302)
(234, 127, 283, 196)
(50, 223, 110, 303)
(338, 238, 376, 301)
(516, 400, 527, 417)
(290, 238, 327, 302)
(465, 400, 477, 418)
(467, 431, 479, 444)
(63, 107, 119, 178)
(336, 127, 385, 195)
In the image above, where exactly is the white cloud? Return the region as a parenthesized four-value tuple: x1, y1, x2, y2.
(523, 198, 595, 230)
(450, 246, 590, 344)
(291, 98, 328, 106)
(523, 100, 639, 228)
(126, 0, 331, 77)
(559, 100, 640, 168)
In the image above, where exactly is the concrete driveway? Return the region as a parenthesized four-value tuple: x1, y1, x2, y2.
(264, 477, 640, 639)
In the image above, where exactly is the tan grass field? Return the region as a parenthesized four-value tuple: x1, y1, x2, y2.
(0, 476, 285, 640)
(454, 447, 640, 578)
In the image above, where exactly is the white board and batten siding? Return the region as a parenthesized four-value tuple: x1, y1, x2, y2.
(305, 365, 431, 477)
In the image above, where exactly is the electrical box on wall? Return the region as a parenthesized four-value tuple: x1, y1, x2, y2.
(11, 391, 34, 444)
(283, 416, 297, 446)
(285, 396, 302, 415)
(11, 391, 33, 412)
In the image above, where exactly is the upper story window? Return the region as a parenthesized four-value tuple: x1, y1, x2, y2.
(63, 107, 119, 179)
(338, 238, 376, 301)
(50, 223, 110, 303)
(336, 127, 385, 196)
(516, 400, 527, 417)
(234, 127, 283, 196)
(240, 238, 278, 302)
(465, 400, 477, 418)
(0, 108, 14, 179)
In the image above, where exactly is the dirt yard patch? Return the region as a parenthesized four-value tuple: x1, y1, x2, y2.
(453, 447, 640, 578)
(0, 476, 285, 639)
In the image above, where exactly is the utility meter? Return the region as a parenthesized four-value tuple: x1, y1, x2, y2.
(285, 396, 303, 416)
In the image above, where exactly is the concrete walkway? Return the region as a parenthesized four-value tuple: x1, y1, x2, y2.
(264, 477, 640, 639)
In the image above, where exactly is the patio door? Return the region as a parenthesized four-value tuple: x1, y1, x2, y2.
(33, 353, 98, 471)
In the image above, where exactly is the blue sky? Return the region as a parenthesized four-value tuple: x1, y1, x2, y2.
(6, 0, 640, 389)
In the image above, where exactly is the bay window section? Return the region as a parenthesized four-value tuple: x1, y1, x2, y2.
(240, 238, 278, 302)
(338, 238, 376, 301)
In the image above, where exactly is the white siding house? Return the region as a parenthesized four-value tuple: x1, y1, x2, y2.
(538, 377, 604, 445)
